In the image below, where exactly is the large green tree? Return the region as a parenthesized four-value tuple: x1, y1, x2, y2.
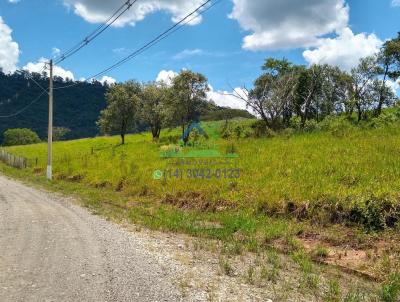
(3, 128, 41, 146)
(97, 81, 141, 144)
(296, 64, 351, 124)
(350, 57, 379, 121)
(169, 70, 209, 142)
(232, 58, 299, 129)
(139, 83, 170, 140)
(350, 56, 396, 121)
(376, 32, 400, 115)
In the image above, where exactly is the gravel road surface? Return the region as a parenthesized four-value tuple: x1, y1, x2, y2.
(1, 174, 346, 302)
(0, 174, 182, 302)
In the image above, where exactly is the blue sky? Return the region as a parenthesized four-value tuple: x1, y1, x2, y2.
(0, 0, 399, 107)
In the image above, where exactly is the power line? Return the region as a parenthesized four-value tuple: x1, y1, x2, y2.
(55, 0, 138, 64)
(90, 0, 213, 78)
(54, 0, 219, 90)
(55, 0, 139, 65)
(108, 0, 222, 72)
(0, 63, 48, 106)
(18, 67, 49, 95)
(52, 80, 86, 90)
(0, 90, 47, 118)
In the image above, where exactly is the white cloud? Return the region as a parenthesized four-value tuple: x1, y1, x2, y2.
(52, 47, 61, 57)
(8, 0, 20, 3)
(99, 75, 116, 85)
(173, 49, 203, 60)
(62, 0, 206, 27)
(23, 58, 75, 81)
(0, 17, 20, 74)
(156, 69, 178, 86)
(154, 70, 249, 110)
(392, 0, 400, 7)
(230, 0, 349, 51)
(112, 47, 132, 56)
(303, 27, 383, 71)
(386, 79, 400, 95)
(207, 85, 248, 110)
(22, 59, 115, 84)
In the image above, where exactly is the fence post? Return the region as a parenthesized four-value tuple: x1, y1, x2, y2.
(0, 150, 28, 169)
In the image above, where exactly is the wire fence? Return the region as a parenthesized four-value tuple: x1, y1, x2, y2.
(0, 149, 28, 169)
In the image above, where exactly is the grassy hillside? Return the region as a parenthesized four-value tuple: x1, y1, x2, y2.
(3, 119, 400, 299)
(5, 120, 400, 229)
(0, 71, 108, 141)
(0, 71, 254, 143)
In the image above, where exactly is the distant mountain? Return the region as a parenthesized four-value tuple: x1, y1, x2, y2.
(0, 71, 107, 143)
(0, 71, 254, 143)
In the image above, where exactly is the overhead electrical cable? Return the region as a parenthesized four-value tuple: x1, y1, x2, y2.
(0, 63, 48, 109)
(54, 0, 139, 64)
(0, 90, 47, 118)
(89, 0, 213, 79)
(53, 0, 220, 90)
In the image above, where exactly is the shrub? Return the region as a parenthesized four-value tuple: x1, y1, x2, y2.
(280, 128, 295, 139)
(289, 116, 302, 130)
(250, 120, 267, 137)
(348, 197, 400, 232)
(380, 273, 400, 302)
(317, 116, 353, 137)
(220, 122, 233, 139)
(250, 120, 276, 138)
(233, 125, 245, 139)
(53, 127, 71, 141)
(369, 109, 400, 128)
(303, 119, 318, 132)
(3, 128, 41, 146)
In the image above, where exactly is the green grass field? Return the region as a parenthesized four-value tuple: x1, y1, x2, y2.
(2, 120, 400, 248)
(5, 121, 400, 219)
(2, 120, 400, 299)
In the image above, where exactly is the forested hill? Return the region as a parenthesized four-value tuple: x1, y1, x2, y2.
(0, 71, 254, 143)
(0, 71, 107, 142)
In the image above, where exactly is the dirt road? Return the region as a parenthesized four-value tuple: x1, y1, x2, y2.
(0, 174, 182, 302)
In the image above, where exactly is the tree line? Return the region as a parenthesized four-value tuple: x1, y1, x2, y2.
(231, 33, 400, 130)
(0, 70, 108, 142)
(99, 34, 400, 144)
(97, 70, 211, 144)
(0, 69, 252, 145)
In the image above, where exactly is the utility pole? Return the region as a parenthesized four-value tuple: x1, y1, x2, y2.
(47, 60, 53, 180)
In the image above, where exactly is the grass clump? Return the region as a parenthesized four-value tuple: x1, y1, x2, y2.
(311, 244, 329, 261)
(380, 273, 400, 302)
(219, 256, 234, 276)
(324, 279, 341, 302)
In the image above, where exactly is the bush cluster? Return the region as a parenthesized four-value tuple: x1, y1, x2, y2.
(221, 106, 400, 140)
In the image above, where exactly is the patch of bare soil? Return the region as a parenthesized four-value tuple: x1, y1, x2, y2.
(118, 221, 379, 302)
(297, 231, 397, 281)
(163, 191, 236, 212)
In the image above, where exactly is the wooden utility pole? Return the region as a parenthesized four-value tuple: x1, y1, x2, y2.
(47, 60, 53, 180)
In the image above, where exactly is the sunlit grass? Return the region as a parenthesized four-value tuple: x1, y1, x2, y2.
(5, 122, 400, 212)
(1, 120, 395, 299)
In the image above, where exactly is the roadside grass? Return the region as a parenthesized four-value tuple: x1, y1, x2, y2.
(0, 162, 384, 301)
(3, 121, 400, 247)
(6, 123, 400, 217)
(4, 122, 400, 225)
(1, 121, 400, 300)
